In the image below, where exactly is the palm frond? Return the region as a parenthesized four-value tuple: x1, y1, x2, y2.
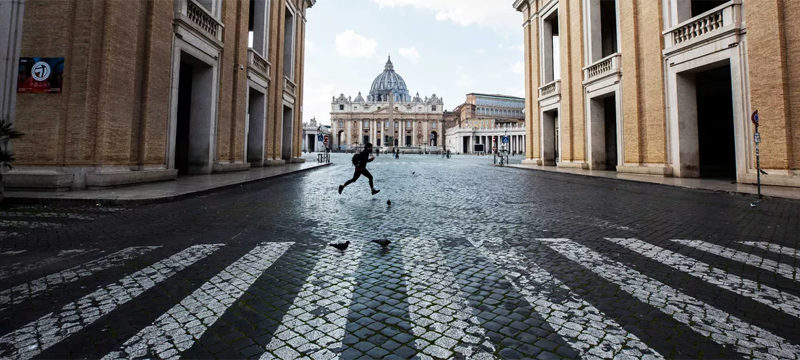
(0, 120, 23, 140)
(0, 149, 14, 164)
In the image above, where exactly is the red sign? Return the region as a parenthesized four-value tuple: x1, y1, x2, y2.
(17, 57, 64, 94)
(323, 134, 329, 145)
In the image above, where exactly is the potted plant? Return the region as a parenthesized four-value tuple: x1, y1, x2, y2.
(0, 119, 24, 203)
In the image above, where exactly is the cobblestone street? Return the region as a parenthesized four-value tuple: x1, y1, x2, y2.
(1, 153, 798, 359)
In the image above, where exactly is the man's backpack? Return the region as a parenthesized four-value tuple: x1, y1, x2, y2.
(352, 153, 359, 167)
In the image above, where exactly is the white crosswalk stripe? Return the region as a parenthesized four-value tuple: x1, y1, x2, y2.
(540, 238, 800, 359)
(0, 212, 95, 221)
(402, 237, 494, 359)
(1, 237, 799, 359)
(607, 238, 800, 319)
(0, 220, 65, 229)
(260, 243, 364, 360)
(740, 241, 800, 259)
(0, 244, 223, 360)
(0, 249, 98, 280)
(471, 238, 663, 359)
(0, 246, 160, 312)
(0, 250, 27, 256)
(673, 239, 799, 281)
(104, 242, 293, 360)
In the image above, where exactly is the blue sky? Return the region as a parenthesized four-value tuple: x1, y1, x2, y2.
(301, 0, 525, 125)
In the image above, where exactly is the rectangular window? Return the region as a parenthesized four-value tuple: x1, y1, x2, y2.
(542, 9, 560, 83)
(363, 121, 369, 129)
(339, 121, 344, 127)
(432, 122, 437, 128)
(394, 122, 398, 128)
(339, 104, 344, 110)
(432, 105, 437, 111)
(283, 7, 295, 79)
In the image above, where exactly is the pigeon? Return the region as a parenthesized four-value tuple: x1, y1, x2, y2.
(412, 172, 416, 175)
(329, 241, 350, 253)
(372, 239, 391, 248)
(387, 200, 392, 206)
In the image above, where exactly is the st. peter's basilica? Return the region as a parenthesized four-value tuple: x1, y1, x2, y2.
(330, 57, 444, 152)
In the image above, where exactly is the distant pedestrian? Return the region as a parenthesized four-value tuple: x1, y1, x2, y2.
(339, 142, 380, 196)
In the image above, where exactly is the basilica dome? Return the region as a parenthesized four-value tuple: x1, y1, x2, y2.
(369, 56, 410, 102)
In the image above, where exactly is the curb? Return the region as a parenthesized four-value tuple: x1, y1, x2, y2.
(4, 163, 334, 206)
(502, 164, 799, 203)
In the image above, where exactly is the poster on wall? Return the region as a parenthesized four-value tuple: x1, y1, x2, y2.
(17, 57, 64, 94)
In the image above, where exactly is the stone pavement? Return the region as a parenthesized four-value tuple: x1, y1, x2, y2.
(505, 162, 800, 201)
(0, 153, 798, 359)
(3, 160, 329, 204)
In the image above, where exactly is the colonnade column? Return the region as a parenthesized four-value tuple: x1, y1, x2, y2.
(411, 120, 416, 147)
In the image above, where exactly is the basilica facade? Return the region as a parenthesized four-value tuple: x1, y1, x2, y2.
(330, 57, 444, 152)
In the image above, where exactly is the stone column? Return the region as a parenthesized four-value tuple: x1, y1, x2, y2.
(411, 120, 416, 146)
(0, 0, 24, 125)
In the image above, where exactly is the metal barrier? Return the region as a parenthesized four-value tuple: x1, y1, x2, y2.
(493, 152, 509, 166)
(316, 153, 330, 164)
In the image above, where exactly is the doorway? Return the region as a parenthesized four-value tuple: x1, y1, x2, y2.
(696, 64, 735, 179)
(675, 62, 736, 178)
(430, 131, 438, 147)
(589, 94, 619, 170)
(174, 55, 214, 175)
(281, 106, 293, 161)
(247, 88, 266, 164)
(542, 109, 559, 165)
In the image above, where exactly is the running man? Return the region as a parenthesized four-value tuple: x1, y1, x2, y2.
(339, 143, 380, 195)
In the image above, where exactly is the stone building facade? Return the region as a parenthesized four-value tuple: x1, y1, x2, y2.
(301, 117, 330, 153)
(514, 0, 800, 187)
(446, 123, 527, 155)
(1, 0, 313, 191)
(330, 57, 444, 153)
(446, 93, 525, 129)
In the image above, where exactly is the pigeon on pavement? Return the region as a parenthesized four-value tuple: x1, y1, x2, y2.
(372, 239, 391, 248)
(387, 200, 392, 206)
(329, 241, 350, 253)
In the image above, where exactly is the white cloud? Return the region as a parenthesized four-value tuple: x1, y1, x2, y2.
(476, 49, 486, 54)
(456, 66, 475, 86)
(302, 84, 337, 125)
(370, 0, 520, 34)
(509, 61, 524, 75)
(335, 30, 378, 58)
(504, 87, 526, 98)
(398, 47, 420, 64)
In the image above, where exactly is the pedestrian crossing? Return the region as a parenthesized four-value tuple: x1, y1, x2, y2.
(0, 206, 126, 235)
(0, 238, 798, 359)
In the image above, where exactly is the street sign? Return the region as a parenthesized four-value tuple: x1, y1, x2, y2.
(754, 131, 761, 144)
(502, 136, 509, 144)
(323, 134, 329, 146)
(751, 110, 759, 125)
(317, 134, 323, 141)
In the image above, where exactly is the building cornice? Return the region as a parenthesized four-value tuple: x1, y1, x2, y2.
(512, 0, 529, 12)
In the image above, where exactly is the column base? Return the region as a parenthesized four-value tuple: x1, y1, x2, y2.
(212, 162, 251, 173)
(264, 159, 286, 166)
(617, 165, 674, 176)
(556, 161, 589, 170)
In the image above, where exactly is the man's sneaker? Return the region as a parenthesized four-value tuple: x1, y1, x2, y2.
(371, 189, 380, 195)
(338, 185, 344, 194)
